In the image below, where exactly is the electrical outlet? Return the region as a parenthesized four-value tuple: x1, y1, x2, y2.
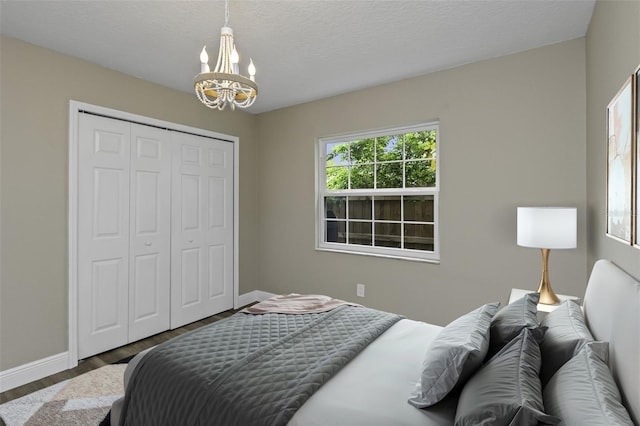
(356, 283, 365, 298)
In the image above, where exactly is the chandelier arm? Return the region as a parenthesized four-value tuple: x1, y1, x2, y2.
(214, 37, 223, 73)
(214, 29, 233, 74)
(223, 32, 233, 73)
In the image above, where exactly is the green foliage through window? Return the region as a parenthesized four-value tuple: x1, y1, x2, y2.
(325, 130, 436, 190)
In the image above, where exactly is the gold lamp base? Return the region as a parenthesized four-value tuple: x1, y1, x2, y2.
(536, 248, 561, 305)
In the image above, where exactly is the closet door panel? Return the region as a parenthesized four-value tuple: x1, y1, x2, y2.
(204, 142, 234, 313)
(178, 171, 206, 311)
(91, 259, 125, 331)
(78, 114, 130, 359)
(132, 254, 160, 318)
(208, 245, 226, 298)
(181, 174, 202, 230)
(208, 177, 226, 228)
(129, 124, 171, 342)
(181, 247, 203, 306)
(171, 136, 206, 326)
(171, 133, 233, 328)
(93, 168, 125, 239)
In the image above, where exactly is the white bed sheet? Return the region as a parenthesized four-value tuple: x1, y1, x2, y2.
(288, 318, 457, 426)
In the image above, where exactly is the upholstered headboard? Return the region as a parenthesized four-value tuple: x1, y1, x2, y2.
(583, 259, 640, 424)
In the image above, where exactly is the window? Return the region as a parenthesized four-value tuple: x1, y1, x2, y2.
(317, 123, 439, 262)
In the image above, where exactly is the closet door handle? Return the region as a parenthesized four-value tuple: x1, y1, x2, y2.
(145, 242, 152, 246)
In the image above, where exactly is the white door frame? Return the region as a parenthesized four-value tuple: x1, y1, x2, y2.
(67, 100, 240, 368)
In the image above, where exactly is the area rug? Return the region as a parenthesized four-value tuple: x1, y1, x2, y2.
(0, 364, 126, 426)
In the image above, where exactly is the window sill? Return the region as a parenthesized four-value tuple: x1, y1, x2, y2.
(315, 246, 440, 264)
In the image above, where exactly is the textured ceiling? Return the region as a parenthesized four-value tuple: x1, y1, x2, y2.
(0, 0, 595, 114)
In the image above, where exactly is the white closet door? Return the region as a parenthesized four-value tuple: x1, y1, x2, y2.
(170, 132, 234, 328)
(78, 114, 131, 358)
(128, 124, 171, 341)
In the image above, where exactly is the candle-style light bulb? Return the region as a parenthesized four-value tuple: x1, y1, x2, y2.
(231, 46, 239, 64)
(231, 46, 240, 74)
(200, 46, 210, 73)
(248, 58, 256, 82)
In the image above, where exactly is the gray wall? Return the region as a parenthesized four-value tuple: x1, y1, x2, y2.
(0, 36, 259, 370)
(586, 0, 640, 279)
(256, 39, 588, 326)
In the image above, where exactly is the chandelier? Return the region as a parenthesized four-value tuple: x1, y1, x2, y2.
(194, 0, 257, 110)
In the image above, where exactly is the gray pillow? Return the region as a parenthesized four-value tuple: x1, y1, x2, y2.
(543, 342, 633, 425)
(408, 302, 500, 408)
(455, 327, 559, 426)
(539, 299, 593, 386)
(487, 292, 539, 357)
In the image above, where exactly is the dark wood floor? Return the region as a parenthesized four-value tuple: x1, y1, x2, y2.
(0, 307, 240, 405)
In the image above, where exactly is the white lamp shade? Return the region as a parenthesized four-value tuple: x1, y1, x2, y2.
(517, 207, 577, 249)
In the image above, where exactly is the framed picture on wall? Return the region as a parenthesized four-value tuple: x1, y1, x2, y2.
(606, 76, 633, 244)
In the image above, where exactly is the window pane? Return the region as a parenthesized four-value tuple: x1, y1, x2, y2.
(326, 142, 350, 166)
(350, 138, 375, 164)
(348, 196, 372, 220)
(405, 160, 436, 188)
(405, 130, 436, 160)
(403, 195, 434, 222)
(326, 166, 349, 190)
(326, 220, 346, 243)
(376, 135, 403, 162)
(404, 223, 434, 251)
(349, 221, 372, 246)
(325, 196, 346, 219)
(351, 164, 374, 189)
(376, 162, 402, 188)
(374, 196, 401, 221)
(375, 222, 401, 248)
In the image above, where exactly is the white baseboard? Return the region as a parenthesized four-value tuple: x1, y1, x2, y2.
(237, 290, 276, 307)
(0, 352, 69, 393)
(2, 292, 276, 393)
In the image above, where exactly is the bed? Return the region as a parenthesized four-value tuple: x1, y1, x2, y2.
(110, 259, 639, 425)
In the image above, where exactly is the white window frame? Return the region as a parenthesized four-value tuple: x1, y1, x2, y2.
(316, 122, 440, 262)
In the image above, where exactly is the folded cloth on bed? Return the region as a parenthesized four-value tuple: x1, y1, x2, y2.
(119, 305, 401, 426)
(242, 293, 360, 314)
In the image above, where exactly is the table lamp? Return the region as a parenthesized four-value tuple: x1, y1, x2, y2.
(517, 207, 577, 305)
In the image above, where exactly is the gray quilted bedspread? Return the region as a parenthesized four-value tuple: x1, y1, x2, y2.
(119, 305, 401, 426)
